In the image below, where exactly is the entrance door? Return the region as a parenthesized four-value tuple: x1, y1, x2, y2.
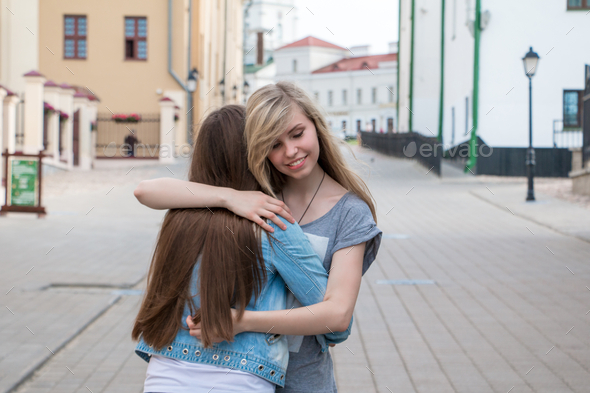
(73, 109, 80, 166)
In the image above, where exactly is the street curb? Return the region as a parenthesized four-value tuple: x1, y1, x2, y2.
(5, 295, 122, 393)
(469, 189, 590, 245)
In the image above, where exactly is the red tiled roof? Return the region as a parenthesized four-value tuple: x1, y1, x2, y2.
(44, 80, 59, 87)
(0, 85, 15, 96)
(74, 92, 88, 98)
(277, 36, 346, 51)
(59, 83, 74, 90)
(23, 70, 44, 77)
(312, 53, 397, 74)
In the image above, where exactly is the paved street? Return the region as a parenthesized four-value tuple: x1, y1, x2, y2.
(2, 146, 589, 393)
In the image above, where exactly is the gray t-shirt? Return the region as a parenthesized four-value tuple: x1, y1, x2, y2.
(278, 191, 382, 393)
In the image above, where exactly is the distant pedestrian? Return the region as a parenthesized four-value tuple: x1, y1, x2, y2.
(123, 132, 138, 157)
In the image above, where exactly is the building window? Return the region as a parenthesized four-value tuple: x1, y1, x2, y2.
(387, 118, 394, 133)
(567, 0, 590, 9)
(563, 90, 583, 127)
(372, 87, 377, 104)
(293, 59, 297, 72)
(64, 15, 87, 59)
(342, 120, 347, 133)
(328, 90, 333, 106)
(342, 89, 347, 105)
(388, 86, 394, 103)
(357, 89, 362, 105)
(125, 17, 147, 60)
(371, 119, 376, 132)
(356, 120, 361, 132)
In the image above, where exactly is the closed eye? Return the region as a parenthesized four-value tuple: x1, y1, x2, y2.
(293, 131, 303, 138)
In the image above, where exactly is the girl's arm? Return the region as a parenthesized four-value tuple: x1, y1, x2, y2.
(134, 178, 294, 232)
(187, 243, 365, 337)
(238, 243, 365, 335)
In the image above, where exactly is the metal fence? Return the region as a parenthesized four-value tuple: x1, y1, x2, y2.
(444, 137, 572, 178)
(553, 120, 583, 148)
(359, 131, 442, 176)
(95, 113, 160, 158)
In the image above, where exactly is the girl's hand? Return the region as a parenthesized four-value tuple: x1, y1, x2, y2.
(225, 189, 295, 232)
(186, 309, 245, 343)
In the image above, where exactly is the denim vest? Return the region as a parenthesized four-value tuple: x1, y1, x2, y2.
(135, 216, 351, 387)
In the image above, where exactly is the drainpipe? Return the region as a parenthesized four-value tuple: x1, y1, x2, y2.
(167, 0, 193, 144)
(409, 0, 415, 132)
(437, 0, 445, 142)
(465, 0, 481, 173)
(222, 0, 228, 105)
(396, 0, 402, 132)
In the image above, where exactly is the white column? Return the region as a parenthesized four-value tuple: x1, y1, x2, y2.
(22, 70, 46, 154)
(3, 94, 19, 154)
(43, 82, 61, 165)
(87, 98, 99, 167)
(0, 87, 7, 182)
(73, 93, 92, 170)
(159, 97, 176, 164)
(58, 84, 75, 169)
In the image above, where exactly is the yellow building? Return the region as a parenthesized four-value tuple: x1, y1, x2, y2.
(37, 0, 244, 158)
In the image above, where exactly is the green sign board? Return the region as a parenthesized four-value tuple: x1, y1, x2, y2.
(8, 158, 39, 206)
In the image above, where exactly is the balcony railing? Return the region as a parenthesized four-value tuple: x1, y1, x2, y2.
(553, 119, 583, 148)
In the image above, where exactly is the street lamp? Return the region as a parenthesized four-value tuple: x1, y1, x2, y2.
(219, 78, 225, 104)
(187, 67, 199, 93)
(522, 47, 539, 202)
(186, 67, 199, 145)
(243, 80, 250, 104)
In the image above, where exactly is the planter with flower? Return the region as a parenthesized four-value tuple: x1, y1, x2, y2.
(44, 102, 56, 116)
(112, 113, 141, 123)
(59, 111, 69, 123)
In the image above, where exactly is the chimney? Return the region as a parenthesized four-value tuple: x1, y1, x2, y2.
(257, 32, 264, 65)
(349, 45, 371, 57)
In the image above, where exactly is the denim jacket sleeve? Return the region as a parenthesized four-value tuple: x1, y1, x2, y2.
(267, 217, 351, 349)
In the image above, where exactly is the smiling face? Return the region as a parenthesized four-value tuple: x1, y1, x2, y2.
(266, 105, 320, 180)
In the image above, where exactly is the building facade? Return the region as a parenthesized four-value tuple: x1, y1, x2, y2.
(274, 36, 398, 137)
(398, 0, 590, 149)
(0, 0, 244, 177)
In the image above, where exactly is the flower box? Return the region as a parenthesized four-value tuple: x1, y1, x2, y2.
(112, 113, 141, 123)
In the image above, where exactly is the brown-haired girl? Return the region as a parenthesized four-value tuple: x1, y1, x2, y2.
(132, 105, 348, 393)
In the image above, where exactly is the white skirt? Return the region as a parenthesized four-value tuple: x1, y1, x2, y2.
(144, 354, 275, 393)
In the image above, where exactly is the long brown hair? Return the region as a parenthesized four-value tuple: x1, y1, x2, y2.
(245, 81, 377, 222)
(132, 105, 266, 349)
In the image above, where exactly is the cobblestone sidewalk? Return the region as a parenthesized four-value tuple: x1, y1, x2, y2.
(5, 148, 590, 393)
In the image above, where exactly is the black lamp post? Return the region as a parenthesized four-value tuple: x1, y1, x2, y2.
(522, 47, 539, 202)
(187, 67, 199, 145)
(243, 80, 250, 105)
(219, 78, 225, 104)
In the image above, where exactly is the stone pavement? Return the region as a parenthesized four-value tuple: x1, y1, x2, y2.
(2, 146, 590, 393)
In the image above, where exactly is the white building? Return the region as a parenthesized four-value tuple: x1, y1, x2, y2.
(274, 36, 398, 137)
(398, 0, 590, 149)
(243, 0, 298, 104)
(243, 0, 298, 66)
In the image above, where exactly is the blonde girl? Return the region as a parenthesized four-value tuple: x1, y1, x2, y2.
(134, 81, 382, 392)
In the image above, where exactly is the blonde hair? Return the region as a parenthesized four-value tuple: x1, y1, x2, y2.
(245, 81, 377, 222)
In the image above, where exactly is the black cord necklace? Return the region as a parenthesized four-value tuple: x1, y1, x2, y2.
(281, 170, 326, 223)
